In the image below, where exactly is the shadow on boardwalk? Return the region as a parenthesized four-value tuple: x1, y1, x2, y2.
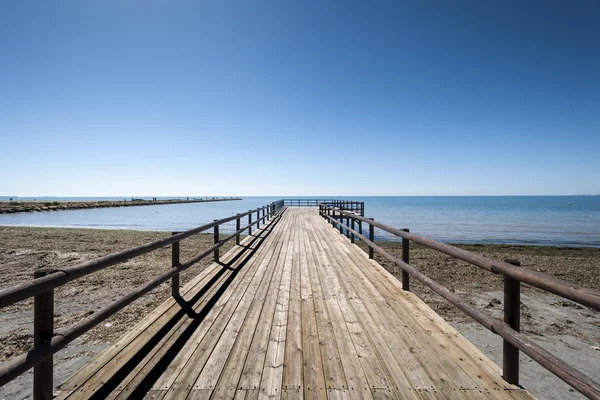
(88, 218, 281, 399)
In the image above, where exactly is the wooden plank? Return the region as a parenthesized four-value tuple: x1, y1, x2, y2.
(312, 208, 532, 399)
(59, 225, 271, 394)
(111, 264, 240, 399)
(318, 220, 473, 395)
(153, 220, 287, 394)
(162, 220, 291, 399)
(304, 216, 372, 399)
(308, 223, 392, 390)
(326, 388, 350, 399)
(283, 226, 303, 392)
(56, 209, 533, 400)
(80, 224, 281, 399)
(299, 229, 327, 400)
(210, 232, 287, 396)
(341, 229, 517, 393)
(337, 240, 494, 394)
(234, 389, 247, 400)
(144, 389, 167, 399)
(310, 219, 429, 395)
(304, 229, 347, 390)
(186, 389, 213, 400)
(53, 390, 73, 400)
(59, 227, 270, 396)
(369, 389, 396, 400)
(196, 226, 288, 396)
(282, 388, 304, 399)
(58, 263, 220, 392)
(365, 259, 517, 393)
(258, 221, 294, 399)
(237, 230, 291, 391)
(63, 246, 254, 398)
(194, 228, 281, 390)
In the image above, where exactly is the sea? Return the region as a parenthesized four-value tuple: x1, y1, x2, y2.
(0, 196, 599, 248)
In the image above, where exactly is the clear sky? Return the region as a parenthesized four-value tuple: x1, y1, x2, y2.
(1, 1, 598, 196)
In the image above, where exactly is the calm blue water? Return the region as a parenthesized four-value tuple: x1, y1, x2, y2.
(0, 196, 599, 247)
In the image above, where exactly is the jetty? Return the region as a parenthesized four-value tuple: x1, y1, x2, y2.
(0, 197, 241, 214)
(0, 200, 599, 399)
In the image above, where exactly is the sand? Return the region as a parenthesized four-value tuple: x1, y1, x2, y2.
(0, 226, 598, 399)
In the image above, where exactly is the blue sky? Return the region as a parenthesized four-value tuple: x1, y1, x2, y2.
(1, 1, 598, 196)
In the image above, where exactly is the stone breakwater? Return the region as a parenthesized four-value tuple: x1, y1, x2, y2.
(0, 198, 241, 214)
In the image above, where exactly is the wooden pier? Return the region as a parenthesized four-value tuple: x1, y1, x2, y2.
(54, 208, 531, 399)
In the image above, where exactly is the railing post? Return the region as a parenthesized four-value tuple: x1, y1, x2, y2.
(171, 232, 180, 298)
(213, 220, 219, 262)
(351, 218, 355, 243)
(338, 211, 343, 234)
(236, 214, 241, 245)
(248, 211, 252, 236)
(33, 269, 54, 400)
(402, 229, 410, 291)
(503, 259, 521, 385)
(257, 210, 260, 229)
(346, 216, 351, 238)
(368, 218, 374, 259)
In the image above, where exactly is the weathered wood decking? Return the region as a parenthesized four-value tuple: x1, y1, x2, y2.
(55, 208, 532, 400)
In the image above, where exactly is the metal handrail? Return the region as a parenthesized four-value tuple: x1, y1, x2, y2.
(0, 205, 275, 308)
(0, 201, 286, 396)
(320, 204, 600, 399)
(322, 205, 600, 311)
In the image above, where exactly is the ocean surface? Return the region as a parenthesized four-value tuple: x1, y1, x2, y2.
(0, 196, 599, 247)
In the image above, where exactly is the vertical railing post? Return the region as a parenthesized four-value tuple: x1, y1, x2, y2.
(402, 229, 410, 291)
(338, 211, 343, 234)
(213, 220, 220, 262)
(171, 232, 180, 298)
(350, 218, 355, 243)
(236, 214, 241, 245)
(346, 216, 350, 238)
(503, 259, 521, 385)
(248, 211, 252, 236)
(368, 218, 374, 259)
(33, 269, 54, 400)
(257, 210, 260, 229)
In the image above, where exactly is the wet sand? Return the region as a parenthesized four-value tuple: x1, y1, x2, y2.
(0, 226, 598, 399)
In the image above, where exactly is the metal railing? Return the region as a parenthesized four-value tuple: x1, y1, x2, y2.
(319, 204, 600, 399)
(284, 199, 364, 216)
(0, 200, 286, 399)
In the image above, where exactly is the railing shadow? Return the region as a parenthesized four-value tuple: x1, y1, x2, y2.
(88, 212, 283, 399)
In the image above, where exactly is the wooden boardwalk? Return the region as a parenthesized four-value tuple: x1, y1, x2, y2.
(55, 208, 532, 400)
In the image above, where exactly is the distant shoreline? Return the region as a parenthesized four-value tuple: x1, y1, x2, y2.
(0, 197, 241, 215)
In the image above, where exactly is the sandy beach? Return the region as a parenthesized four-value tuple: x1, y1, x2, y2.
(0, 226, 598, 399)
